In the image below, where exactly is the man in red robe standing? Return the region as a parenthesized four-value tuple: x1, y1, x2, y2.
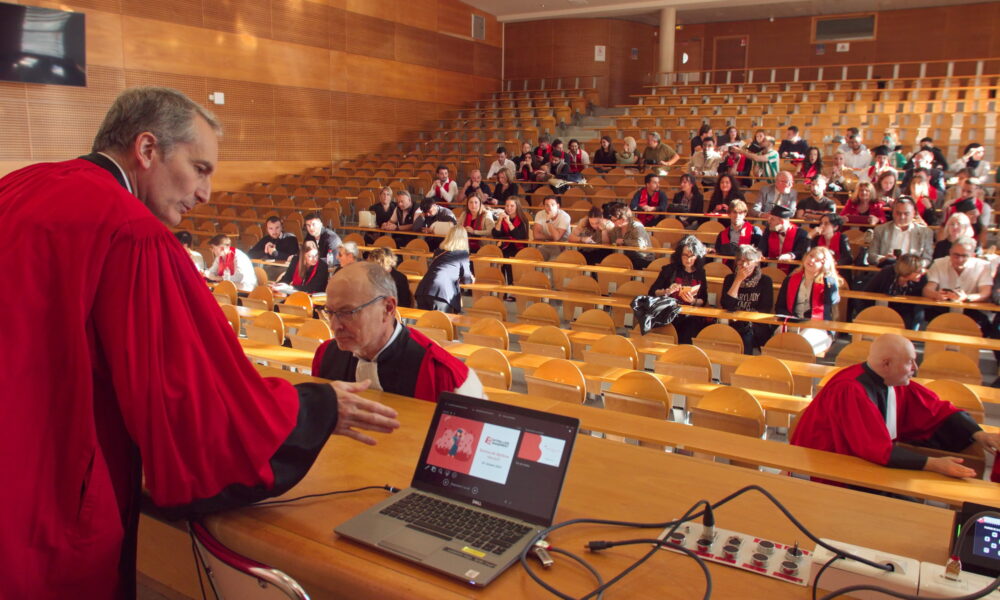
(0, 87, 400, 599)
(791, 334, 999, 480)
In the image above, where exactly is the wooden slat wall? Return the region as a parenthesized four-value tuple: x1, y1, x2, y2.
(0, 0, 502, 188)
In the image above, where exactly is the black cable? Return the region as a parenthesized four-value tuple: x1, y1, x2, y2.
(818, 577, 1000, 600)
(189, 529, 209, 600)
(813, 554, 844, 600)
(548, 546, 606, 600)
(251, 484, 398, 507)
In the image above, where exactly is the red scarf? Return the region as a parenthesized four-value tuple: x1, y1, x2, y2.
(785, 271, 827, 320)
(219, 247, 236, 276)
(434, 179, 452, 199)
(292, 261, 318, 287)
(500, 215, 525, 251)
(637, 189, 659, 225)
(816, 232, 842, 262)
(720, 222, 753, 246)
(569, 149, 584, 173)
(767, 224, 798, 273)
(947, 197, 984, 219)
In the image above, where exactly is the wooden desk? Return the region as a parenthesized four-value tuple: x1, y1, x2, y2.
(163, 373, 963, 599)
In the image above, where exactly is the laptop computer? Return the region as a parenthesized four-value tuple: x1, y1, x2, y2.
(335, 392, 580, 586)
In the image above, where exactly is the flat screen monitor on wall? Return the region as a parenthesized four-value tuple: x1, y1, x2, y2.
(0, 1, 86, 87)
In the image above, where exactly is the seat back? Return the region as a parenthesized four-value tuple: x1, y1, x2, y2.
(464, 318, 510, 350)
(689, 387, 765, 439)
(374, 235, 397, 248)
(190, 521, 310, 600)
(570, 309, 616, 336)
(853, 306, 904, 341)
(582, 335, 639, 370)
(220, 304, 241, 335)
(525, 358, 586, 404)
(280, 291, 314, 317)
(926, 313, 982, 363)
(517, 302, 561, 327)
(609, 280, 649, 328)
(397, 259, 427, 276)
(919, 351, 982, 386)
(406, 237, 431, 253)
(471, 266, 505, 301)
(512, 247, 544, 283)
(287, 318, 332, 353)
(475, 244, 503, 258)
(514, 270, 551, 313)
(597, 253, 633, 294)
(254, 267, 270, 287)
(414, 310, 455, 342)
(731, 355, 794, 395)
(562, 275, 601, 320)
(604, 371, 670, 420)
(247, 311, 285, 346)
(213, 280, 238, 305)
(466, 347, 512, 390)
(243, 286, 275, 311)
(761, 331, 817, 394)
(703, 261, 732, 305)
(654, 344, 713, 383)
(520, 325, 571, 359)
(464, 295, 508, 322)
(834, 340, 871, 367)
(693, 323, 743, 382)
(924, 380, 984, 423)
(551, 250, 587, 290)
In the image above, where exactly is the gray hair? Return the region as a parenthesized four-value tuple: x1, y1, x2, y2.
(735, 244, 762, 263)
(953, 236, 977, 251)
(359, 262, 398, 300)
(647, 131, 661, 142)
(92, 87, 221, 156)
(341, 241, 361, 258)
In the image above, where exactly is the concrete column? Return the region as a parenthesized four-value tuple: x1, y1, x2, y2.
(659, 6, 676, 80)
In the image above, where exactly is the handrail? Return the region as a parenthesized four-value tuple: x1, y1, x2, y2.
(648, 57, 1000, 86)
(503, 75, 606, 92)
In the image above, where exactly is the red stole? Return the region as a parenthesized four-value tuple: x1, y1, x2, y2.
(569, 149, 584, 173)
(434, 179, 452, 199)
(766, 224, 798, 258)
(817, 232, 842, 262)
(219, 247, 236, 276)
(720, 222, 753, 246)
(292, 261, 317, 287)
(948, 198, 983, 219)
(785, 271, 826, 320)
(500, 216, 525, 251)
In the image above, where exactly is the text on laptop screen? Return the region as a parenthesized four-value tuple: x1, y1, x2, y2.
(412, 394, 578, 525)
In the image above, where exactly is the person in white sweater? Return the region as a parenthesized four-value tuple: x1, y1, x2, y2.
(205, 233, 257, 292)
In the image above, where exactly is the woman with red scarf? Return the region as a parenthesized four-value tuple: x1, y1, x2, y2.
(841, 181, 886, 225)
(809, 213, 853, 266)
(491, 197, 530, 283)
(205, 234, 257, 292)
(461, 193, 495, 253)
(775, 246, 840, 353)
(277, 240, 329, 294)
(797, 146, 823, 185)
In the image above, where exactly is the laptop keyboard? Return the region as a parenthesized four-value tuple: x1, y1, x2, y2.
(380, 493, 533, 555)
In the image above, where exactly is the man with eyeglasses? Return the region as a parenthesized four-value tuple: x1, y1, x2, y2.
(312, 263, 485, 402)
(923, 236, 995, 338)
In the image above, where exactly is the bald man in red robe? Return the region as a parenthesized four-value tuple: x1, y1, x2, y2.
(0, 87, 399, 599)
(791, 334, 999, 481)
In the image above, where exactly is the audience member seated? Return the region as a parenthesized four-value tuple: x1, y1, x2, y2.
(867, 198, 933, 266)
(565, 139, 589, 180)
(366, 186, 397, 243)
(689, 137, 722, 185)
(532, 195, 572, 261)
(759, 205, 809, 273)
(778, 125, 809, 160)
(458, 169, 490, 202)
(718, 143, 748, 184)
(796, 175, 837, 221)
(486, 146, 516, 180)
(415, 198, 457, 252)
(690, 124, 714, 154)
(707, 173, 745, 214)
(720, 244, 774, 354)
(875, 170, 900, 205)
(568, 206, 613, 265)
(923, 236, 994, 333)
(943, 168, 975, 206)
(641, 131, 680, 174)
(516, 141, 538, 180)
(304, 212, 342, 266)
(630, 172, 669, 226)
(716, 126, 742, 149)
(592, 136, 616, 172)
(810, 213, 852, 266)
(313, 262, 484, 401)
(753, 170, 797, 217)
(944, 180, 990, 239)
(775, 246, 840, 352)
(647, 234, 710, 343)
(935, 212, 978, 259)
(535, 149, 568, 182)
(415, 226, 474, 314)
(425, 165, 458, 202)
(174, 231, 204, 271)
(906, 169, 939, 224)
(607, 202, 655, 269)
(491, 197, 530, 283)
(798, 146, 822, 184)
(333, 241, 360, 274)
(902, 151, 946, 200)
(825, 151, 849, 192)
(276, 240, 328, 294)
(715, 199, 761, 257)
(861, 254, 929, 329)
(736, 135, 779, 183)
(367, 246, 412, 309)
(384, 189, 421, 244)
(490, 168, 519, 205)
(791, 334, 998, 482)
(950, 143, 990, 179)
(906, 137, 948, 171)
(533, 135, 553, 164)
(835, 126, 862, 150)
(842, 134, 873, 182)
(616, 135, 639, 167)
(841, 181, 886, 226)
(868, 146, 897, 182)
(461, 193, 495, 253)
(205, 234, 257, 292)
(670, 173, 706, 228)
(248, 216, 299, 261)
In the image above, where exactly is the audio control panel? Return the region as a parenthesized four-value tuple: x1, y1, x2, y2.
(657, 522, 813, 586)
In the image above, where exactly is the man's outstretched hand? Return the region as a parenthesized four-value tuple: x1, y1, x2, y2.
(330, 380, 400, 445)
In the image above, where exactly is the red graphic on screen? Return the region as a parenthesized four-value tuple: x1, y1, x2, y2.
(427, 415, 484, 475)
(518, 432, 542, 461)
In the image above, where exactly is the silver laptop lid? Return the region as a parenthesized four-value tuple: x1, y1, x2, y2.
(410, 393, 579, 527)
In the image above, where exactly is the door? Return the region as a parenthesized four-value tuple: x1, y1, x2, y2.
(712, 35, 749, 83)
(675, 39, 703, 72)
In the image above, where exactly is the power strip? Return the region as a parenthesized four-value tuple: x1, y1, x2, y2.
(657, 522, 813, 586)
(810, 538, 919, 600)
(918, 562, 1000, 599)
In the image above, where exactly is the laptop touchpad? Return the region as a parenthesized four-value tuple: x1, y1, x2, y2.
(379, 527, 442, 560)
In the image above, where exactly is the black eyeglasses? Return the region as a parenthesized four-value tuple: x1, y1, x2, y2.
(323, 295, 386, 322)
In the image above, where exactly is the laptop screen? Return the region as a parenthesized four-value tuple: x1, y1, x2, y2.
(411, 393, 580, 526)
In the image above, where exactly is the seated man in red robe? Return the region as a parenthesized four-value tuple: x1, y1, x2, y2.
(757, 204, 809, 273)
(312, 262, 485, 402)
(1, 87, 401, 599)
(791, 334, 1000, 481)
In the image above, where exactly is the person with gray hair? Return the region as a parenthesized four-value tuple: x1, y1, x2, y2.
(0, 87, 401, 598)
(313, 262, 485, 401)
(720, 244, 774, 354)
(641, 130, 679, 174)
(923, 235, 996, 342)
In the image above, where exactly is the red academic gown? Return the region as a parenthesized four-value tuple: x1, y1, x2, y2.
(790, 363, 981, 484)
(0, 156, 339, 599)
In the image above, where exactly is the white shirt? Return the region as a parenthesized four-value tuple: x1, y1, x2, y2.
(206, 248, 257, 292)
(534, 209, 572, 241)
(926, 256, 993, 295)
(425, 180, 458, 202)
(486, 158, 516, 179)
(843, 148, 873, 179)
(884, 223, 922, 256)
(97, 152, 133, 194)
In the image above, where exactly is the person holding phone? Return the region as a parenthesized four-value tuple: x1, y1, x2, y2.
(647, 235, 710, 343)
